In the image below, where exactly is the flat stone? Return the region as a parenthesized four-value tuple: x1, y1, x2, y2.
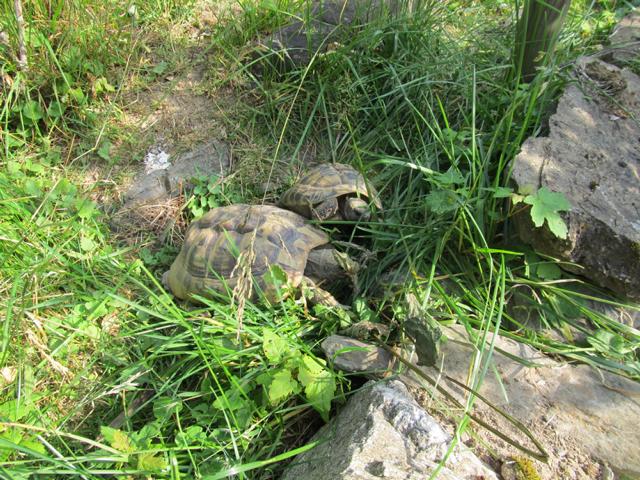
(124, 140, 230, 206)
(321, 335, 394, 373)
(281, 379, 498, 480)
(512, 57, 640, 299)
(407, 326, 640, 479)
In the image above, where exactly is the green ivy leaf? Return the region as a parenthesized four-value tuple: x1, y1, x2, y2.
(267, 369, 300, 404)
(263, 329, 288, 364)
(524, 187, 571, 239)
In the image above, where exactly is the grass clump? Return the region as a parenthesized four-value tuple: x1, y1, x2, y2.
(222, 0, 639, 380)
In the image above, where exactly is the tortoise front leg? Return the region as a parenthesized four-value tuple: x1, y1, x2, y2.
(301, 275, 344, 308)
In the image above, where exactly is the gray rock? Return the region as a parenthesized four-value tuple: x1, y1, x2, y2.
(124, 140, 230, 206)
(606, 10, 640, 66)
(281, 379, 498, 480)
(407, 326, 640, 478)
(321, 335, 393, 373)
(254, 0, 396, 71)
(512, 57, 640, 300)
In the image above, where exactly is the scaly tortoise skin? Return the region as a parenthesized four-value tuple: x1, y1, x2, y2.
(280, 163, 382, 221)
(163, 204, 338, 304)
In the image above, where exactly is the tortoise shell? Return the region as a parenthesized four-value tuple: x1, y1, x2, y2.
(280, 163, 381, 218)
(164, 204, 329, 302)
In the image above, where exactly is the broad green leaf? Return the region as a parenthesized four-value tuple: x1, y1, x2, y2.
(137, 451, 167, 472)
(100, 427, 135, 453)
(6, 135, 25, 149)
(297, 355, 325, 387)
(25, 160, 44, 174)
(435, 169, 465, 185)
(97, 141, 112, 161)
(80, 236, 97, 252)
(68, 87, 85, 104)
(267, 369, 299, 404)
(0, 399, 33, 422)
(297, 356, 335, 420)
(153, 397, 183, 420)
(22, 101, 44, 121)
(424, 189, 461, 214)
(492, 186, 514, 198)
(76, 199, 96, 219)
(47, 101, 65, 118)
(7, 161, 20, 174)
(100, 426, 117, 444)
(524, 187, 571, 239)
(256, 371, 272, 386)
(152, 61, 168, 75)
(19, 437, 46, 455)
(263, 329, 288, 364)
(536, 262, 562, 280)
(264, 264, 288, 297)
(588, 330, 634, 356)
(353, 297, 378, 323)
(94, 77, 115, 94)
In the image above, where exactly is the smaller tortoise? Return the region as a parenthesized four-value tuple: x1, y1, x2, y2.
(280, 163, 381, 222)
(163, 204, 353, 306)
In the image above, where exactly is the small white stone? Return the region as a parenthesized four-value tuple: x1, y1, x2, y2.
(144, 147, 171, 174)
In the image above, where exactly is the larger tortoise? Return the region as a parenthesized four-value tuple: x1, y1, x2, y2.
(163, 204, 352, 305)
(280, 163, 381, 222)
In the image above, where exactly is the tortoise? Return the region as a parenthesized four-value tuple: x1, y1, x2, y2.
(279, 163, 382, 222)
(163, 204, 354, 306)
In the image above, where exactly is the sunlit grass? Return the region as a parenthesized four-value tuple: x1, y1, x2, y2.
(1, 0, 638, 477)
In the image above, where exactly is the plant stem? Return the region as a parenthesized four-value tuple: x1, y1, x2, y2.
(14, 0, 27, 70)
(516, 0, 571, 82)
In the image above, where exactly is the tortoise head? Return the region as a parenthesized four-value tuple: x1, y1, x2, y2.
(340, 197, 371, 222)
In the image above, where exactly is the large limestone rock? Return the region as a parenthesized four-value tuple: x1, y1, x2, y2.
(606, 10, 640, 66)
(254, 0, 396, 71)
(512, 57, 640, 300)
(407, 326, 640, 479)
(281, 380, 498, 480)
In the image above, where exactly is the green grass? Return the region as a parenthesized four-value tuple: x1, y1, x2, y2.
(1, 0, 639, 478)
